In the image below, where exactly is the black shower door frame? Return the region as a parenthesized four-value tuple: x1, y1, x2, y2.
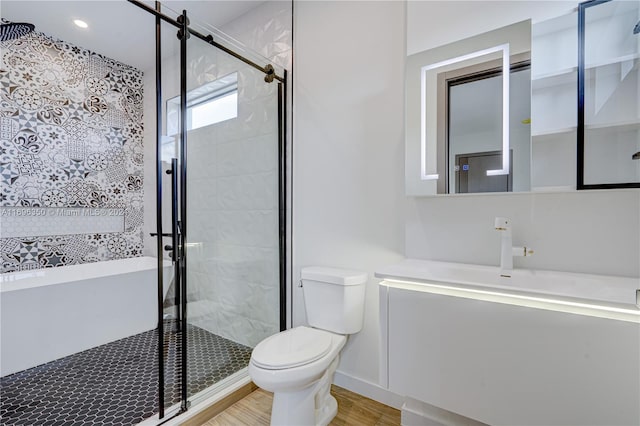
(127, 1, 288, 421)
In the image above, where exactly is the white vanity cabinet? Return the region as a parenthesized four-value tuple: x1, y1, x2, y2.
(377, 261, 640, 425)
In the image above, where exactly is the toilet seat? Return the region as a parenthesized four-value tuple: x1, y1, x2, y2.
(251, 326, 332, 370)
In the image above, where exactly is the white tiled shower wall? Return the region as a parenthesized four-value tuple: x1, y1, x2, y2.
(142, 2, 291, 348)
(219, 1, 292, 71)
(185, 52, 280, 347)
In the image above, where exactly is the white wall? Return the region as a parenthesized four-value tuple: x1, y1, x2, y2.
(407, 0, 577, 56)
(292, 0, 406, 387)
(407, 190, 640, 278)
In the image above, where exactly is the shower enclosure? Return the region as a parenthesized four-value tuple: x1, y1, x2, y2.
(149, 1, 287, 417)
(0, 0, 288, 424)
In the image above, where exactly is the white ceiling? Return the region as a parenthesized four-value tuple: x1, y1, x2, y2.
(1, 1, 264, 72)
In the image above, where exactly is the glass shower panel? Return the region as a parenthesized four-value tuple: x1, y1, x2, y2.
(183, 23, 281, 399)
(583, 0, 640, 185)
(158, 13, 183, 413)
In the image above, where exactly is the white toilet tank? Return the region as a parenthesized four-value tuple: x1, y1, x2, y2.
(300, 266, 367, 335)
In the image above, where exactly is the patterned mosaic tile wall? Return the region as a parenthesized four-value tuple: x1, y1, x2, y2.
(0, 23, 144, 273)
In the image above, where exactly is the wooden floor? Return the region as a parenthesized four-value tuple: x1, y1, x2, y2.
(200, 385, 400, 426)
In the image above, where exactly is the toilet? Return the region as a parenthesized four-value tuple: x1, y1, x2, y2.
(249, 266, 367, 426)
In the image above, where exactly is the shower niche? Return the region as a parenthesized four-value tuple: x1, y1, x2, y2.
(532, 0, 640, 190)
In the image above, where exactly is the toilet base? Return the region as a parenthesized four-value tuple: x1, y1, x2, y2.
(316, 395, 337, 426)
(271, 385, 317, 425)
(269, 356, 341, 426)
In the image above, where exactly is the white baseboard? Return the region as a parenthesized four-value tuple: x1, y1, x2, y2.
(333, 370, 404, 410)
(401, 398, 487, 426)
(331, 372, 485, 426)
(402, 400, 446, 426)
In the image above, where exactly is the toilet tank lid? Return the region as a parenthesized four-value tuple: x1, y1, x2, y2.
(301, 266, 368, 286)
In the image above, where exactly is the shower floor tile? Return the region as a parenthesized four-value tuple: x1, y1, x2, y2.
(0, 322, 252, 426)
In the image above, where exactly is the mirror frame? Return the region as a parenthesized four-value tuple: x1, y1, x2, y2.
(421, 43, 511, 181)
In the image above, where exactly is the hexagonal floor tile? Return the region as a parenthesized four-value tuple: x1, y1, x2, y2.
(0, 321, 252, 425)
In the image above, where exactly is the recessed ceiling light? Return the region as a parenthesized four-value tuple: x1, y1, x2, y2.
(73, 19, 88, 29)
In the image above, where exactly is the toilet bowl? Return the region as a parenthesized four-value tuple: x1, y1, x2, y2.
(249, 326, 346, 426)
(249, 266, 367, 426)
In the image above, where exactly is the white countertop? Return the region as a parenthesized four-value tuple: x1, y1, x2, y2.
(376, 258, 640, 308)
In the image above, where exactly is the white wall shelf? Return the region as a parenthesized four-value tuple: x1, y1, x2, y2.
(533, 53, 639, 83)
(532, 121, 640, 139)
(586, 120, 640, 132)
(585, 52, 639, 72)
(531, 67, 576, 88)
(531, 126, 576, 138)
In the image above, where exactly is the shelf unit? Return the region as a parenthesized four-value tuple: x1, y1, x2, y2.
(531, 0, 640, 189)
(578, 0, 640, 189)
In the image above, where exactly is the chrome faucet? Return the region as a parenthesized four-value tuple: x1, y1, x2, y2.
(495, 217, 533, 277)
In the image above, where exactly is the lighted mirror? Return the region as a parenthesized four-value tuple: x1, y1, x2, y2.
(406, 0, 640, 196)
(422, 44, 511, 181)
(406, 21, 532, 195)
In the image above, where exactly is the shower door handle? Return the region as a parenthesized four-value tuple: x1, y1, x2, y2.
(168, 158, 183, 325)
(167, 158, 181, 263)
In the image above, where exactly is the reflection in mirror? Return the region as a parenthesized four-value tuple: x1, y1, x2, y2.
(530, 10, 578, 191)
(448, 63, 531, 193)
(406, 20, 531, 195)
(406, 0, 640, 196)
(581, 0, 640, 188)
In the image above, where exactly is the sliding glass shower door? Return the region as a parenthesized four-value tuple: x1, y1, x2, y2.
(182, 21, 284, 401)
(148, 1, 287, 417)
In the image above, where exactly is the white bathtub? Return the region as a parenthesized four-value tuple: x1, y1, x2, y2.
(0, 256, 173, 377)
